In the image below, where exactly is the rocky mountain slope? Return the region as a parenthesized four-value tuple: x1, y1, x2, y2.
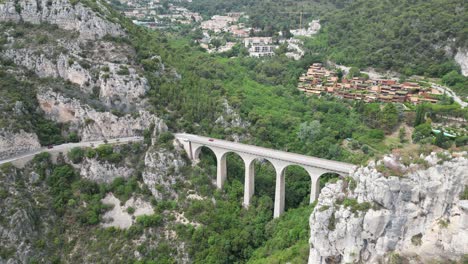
(308, 152, 468, 263)
(0, 0, 166, 158)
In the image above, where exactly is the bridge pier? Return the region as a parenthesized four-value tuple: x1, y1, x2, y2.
(216, 154, 227, 189)
(273, 168, 286, 218)
(174, 133, 355, 219)
(305, 167, 329, 204)
(242, 156, 256, 208)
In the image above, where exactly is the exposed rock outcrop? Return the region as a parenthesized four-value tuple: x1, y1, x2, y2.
(0, 130, 41, 159)
(0, 0, 124, 40)
(455, 48, 468, 77)
(143, 143, 187, 200)
(3, 49, 149, 108)
(37, 90, 166, 141)
(309, 153, 468, 263)
(79, 158, 134, 183)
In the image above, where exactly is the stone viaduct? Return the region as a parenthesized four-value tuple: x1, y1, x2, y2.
(175, 133, 356, 218)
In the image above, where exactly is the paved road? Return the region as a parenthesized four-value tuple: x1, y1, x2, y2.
(431, 83, 467, 108)
(0, 136, 143, 165)
(175, 133, 356, 174)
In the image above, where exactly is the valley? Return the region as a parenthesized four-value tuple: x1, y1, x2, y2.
(0, 0, 467, 263)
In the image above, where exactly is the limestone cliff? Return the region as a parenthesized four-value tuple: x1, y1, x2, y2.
(455, 48, 468, 77)
(0, 0, 167, 159)
(0, 130, 41, 159)
(143, 142, 187, 200)
(78, 157, 135, 183)
(0, 0, 124, 40)
(308, 152, 468, 263)
(37, 90, 166, 141)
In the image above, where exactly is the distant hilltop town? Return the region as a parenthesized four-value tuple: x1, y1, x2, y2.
(298, 63, 443, 104)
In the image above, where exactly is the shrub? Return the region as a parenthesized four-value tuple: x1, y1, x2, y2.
(117, 66, 130, 75)
(460, 186, 468, 200)
(67, 147, 84, 163)
(318, 205, 330, 212)
(84, 118, 95, 125)
(85, 148, 97, 158)
(345, 176, 357, 191)
(0, 162, 14, 174)
(36, 34, 49, 44)
(455, 136, 468, 147)
(327, 212, 336, 231)
(438, 219, 449, 228)
(412, 123, 432, 143)
(67, 132, 80, 142)
(0, 187, 8, 199)
(127, 207, 135, 214)
(136, 214, 162, 227)
(342, 198, 372, 213)
(158, 132, 174, 144)
(411, 233, 422, 246)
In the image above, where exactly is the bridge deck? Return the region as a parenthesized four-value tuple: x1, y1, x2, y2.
(175, 133, 355, 174)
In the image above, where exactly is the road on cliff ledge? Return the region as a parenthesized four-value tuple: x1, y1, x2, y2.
(0, 136, 143, 166)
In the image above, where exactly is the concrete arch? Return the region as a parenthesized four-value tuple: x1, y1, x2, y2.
(175, 133, 355, 218)
(192, 144, 229, 189)
(281, 164, 313, 208)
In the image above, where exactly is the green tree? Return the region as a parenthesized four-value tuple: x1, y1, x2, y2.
(412, 123, 432, 143)
(381, 103, 399, 132)
(399, 127, 406, 143)
(442, 70, 464, 86)
(67, 147, 85, 164)
(414, 104, 425, 127)
(211, 38, 223, 50)
(297, 121, 321, 142)
(348, 67, 361, 78)
(434, 130, 446, 148)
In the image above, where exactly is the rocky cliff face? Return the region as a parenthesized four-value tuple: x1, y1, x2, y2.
(143, 142, 187, 200)
(308, 153, 468, 263)
(38, 90, 166, 140)
(0, 0, 124, 40)
(0, 130, 41, 159)
(0, 0, 167, 159)
(78, 158, 135, 183)
(2, 32, 150, 109)
(455, 48, 468, 77)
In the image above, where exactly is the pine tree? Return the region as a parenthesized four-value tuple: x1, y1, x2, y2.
(414, 104, 425, 127)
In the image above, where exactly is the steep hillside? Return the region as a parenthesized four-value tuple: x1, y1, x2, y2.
(308, 152, 468, 263)
(0, 0, 168, 159)
(307, 0, 467, 78)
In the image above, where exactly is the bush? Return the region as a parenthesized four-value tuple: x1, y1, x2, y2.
(85, 148, 97, 158)
(341, 198, 372, 213)
(328, 212, 336, 231)
(127, 207, 135, 214)
(94, 144, 122, 163)
(455, 136, 468, 147)
(117, 66, 130, 75)
(136, 214, 162, 227)
(67, 132, 80, 142)
(460, 186, 468, 200)
(412, 123, 432, 143)
(158, 132, 174, 144)
(68, 147, 85, 163)
(345, 176, 357, 191)
(411, 233, 422, 246)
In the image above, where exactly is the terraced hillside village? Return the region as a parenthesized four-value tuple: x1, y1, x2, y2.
(0, 0, 467, 263)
